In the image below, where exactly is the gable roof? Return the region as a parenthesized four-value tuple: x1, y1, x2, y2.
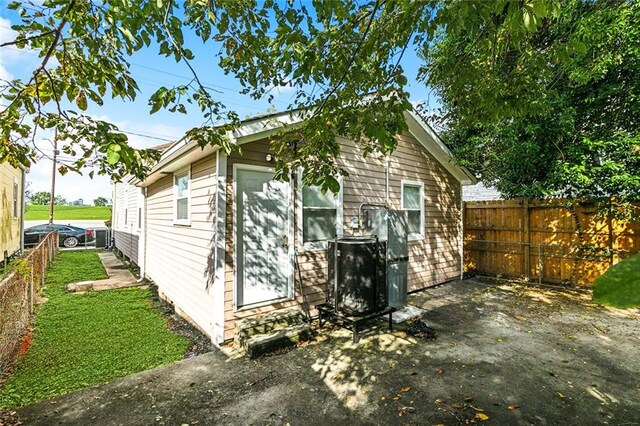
(137, 108, 476, 187)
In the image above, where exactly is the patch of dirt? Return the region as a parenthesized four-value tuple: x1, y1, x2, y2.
(167, 315, 214, 358)
(147, 285, 214, 357)
(405, 316, 437, 340)
(0, 408, 22, 426)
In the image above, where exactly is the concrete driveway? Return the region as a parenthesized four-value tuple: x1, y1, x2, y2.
(17, 280, 640, 425)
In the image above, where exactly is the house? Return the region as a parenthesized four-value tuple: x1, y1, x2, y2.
(113, 110, 476, 344)
(463, 182, 502, 201)
(112, 142, 172, 269)
(69, 198, 84, 206)
(0, 162, 25, 264)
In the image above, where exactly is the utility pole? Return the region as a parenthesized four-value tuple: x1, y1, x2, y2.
(48, 130, 58, 224)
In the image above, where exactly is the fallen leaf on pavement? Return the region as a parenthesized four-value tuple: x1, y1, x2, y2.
(400, 386, 411, 393)
(435, 399, 445, 404)
(475, 413, 490, 421)
(451, 403, 463, 409)
(556, 392, 565, 398)
(409, 371, 417, 376)
(398, 406, 416, 416)
(438, 369, 444, 375)
(507, 405, 520, 410)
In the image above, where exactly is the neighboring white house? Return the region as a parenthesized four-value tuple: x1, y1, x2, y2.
(462, 182, 502, 201)
(112, 110, 476, 344)
(112, 143, 171, 271)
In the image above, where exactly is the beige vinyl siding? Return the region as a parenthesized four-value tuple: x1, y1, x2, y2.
(0, 163, 22, 262)
(388, 133, 462, 288)
(222, 140, 328, 340)
(222, 132, 461, 341)
(336, 134, 461, 290)
(145, 154, 217, 338)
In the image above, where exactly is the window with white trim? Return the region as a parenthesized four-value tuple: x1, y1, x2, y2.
(301, 185, 339, 244)
(401, 180, 424, 240)
(174, 169, 190, 224)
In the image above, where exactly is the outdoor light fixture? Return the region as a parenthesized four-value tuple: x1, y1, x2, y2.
(266, 154, 273, 162)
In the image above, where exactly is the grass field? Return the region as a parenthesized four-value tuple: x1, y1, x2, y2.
(24, 205, 111, 221)
(0, 251, 188, 408)
(592, 253, 640, 308)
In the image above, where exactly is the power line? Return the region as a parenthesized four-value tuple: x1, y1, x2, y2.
(2, 46, 291, 107)
(119, 130, 174, 142)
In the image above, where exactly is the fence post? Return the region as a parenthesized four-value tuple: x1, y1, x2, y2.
(41, 244, 45, 287)
(30, 265, 34, 314)
(523, 200, 530, 278)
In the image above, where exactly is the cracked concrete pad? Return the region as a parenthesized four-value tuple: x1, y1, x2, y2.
(16, 280, 640, 425)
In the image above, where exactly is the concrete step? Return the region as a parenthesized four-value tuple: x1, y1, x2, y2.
(233, 308, 311, 357)
(242, 323, 312, 359)
(234, 307, 305, 347)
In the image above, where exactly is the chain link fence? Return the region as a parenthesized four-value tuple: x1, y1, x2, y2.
(0, 232, 58, 376)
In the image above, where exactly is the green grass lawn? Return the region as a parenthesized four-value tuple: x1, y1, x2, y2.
(24, 205, 111, 221)
(592, 253, 640, 308)
(0, 251, 189, 408)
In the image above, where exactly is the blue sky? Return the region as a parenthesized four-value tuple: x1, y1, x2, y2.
(0, 2, 438, 205)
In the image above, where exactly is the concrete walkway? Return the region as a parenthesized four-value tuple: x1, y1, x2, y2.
(16, 280, 640, 425)
(67, 252, 140, 292)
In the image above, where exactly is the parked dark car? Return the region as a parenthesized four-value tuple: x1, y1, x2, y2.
(24, 224, 95, 248)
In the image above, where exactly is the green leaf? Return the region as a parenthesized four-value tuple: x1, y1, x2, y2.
(106, 144, 121, 164)
(523, 10, 535, 31)
(118, 26, 135, 43)
(530, 0, 547, 18)
(569, 40, 587, 55)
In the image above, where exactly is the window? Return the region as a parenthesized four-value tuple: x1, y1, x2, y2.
(174, 169, 190, 224)
(401, 180, 424, 240)
(12, 178, 18, 219)
(301, 185, 340, 245)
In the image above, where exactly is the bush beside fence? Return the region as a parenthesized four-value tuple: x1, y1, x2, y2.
(0, 232, 58, 376)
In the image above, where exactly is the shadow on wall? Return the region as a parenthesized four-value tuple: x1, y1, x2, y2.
(342, 135, 462, 288)
(1, 189, 14, 257)
(204, 183, 216, 290)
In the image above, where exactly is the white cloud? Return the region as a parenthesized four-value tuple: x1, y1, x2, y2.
(25, 115, 185, 204)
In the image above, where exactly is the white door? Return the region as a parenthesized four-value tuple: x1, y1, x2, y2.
(236, 168, 291, 307)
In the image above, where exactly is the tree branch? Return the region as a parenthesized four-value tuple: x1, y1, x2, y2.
(0, 0, 75, 116)
(0, 29, 56, 48)
(314, 0, 383, 116)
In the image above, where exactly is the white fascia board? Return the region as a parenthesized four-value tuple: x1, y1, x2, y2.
(404, 110, 477, 186)
(232, 110, 306, 145)
(137, 142, 219, 188)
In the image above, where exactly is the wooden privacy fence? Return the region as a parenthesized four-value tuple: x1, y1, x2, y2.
(0, 232, 58, 375)
(464, 200, 639, 286)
